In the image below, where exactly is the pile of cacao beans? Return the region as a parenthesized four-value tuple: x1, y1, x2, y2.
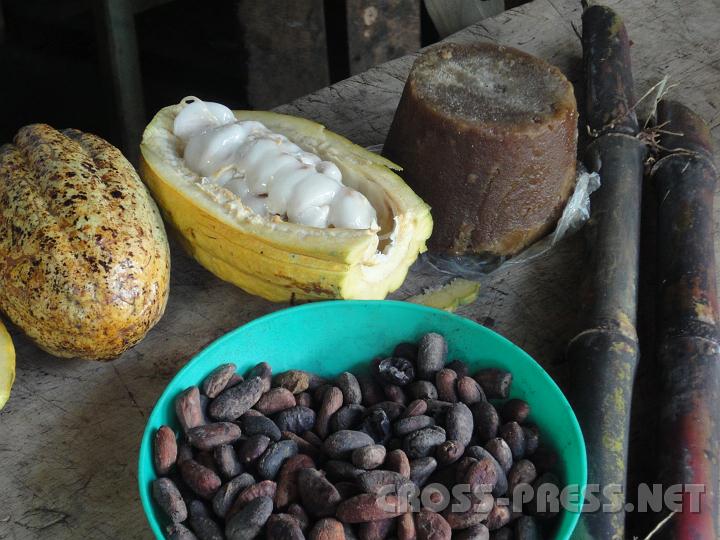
(151, 333, 560, 540)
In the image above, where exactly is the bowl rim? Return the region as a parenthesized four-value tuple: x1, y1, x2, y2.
(138, 299, 587, 539)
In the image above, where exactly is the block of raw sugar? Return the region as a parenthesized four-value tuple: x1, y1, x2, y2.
(384, 42, 578, 256)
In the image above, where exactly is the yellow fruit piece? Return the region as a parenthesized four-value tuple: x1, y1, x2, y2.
(140, 105, 433, 301)
(0, 320, 15, 410)
(406, 278, 481, 311)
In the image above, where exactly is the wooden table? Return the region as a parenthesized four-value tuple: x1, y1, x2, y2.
(1, 0, 718, 538)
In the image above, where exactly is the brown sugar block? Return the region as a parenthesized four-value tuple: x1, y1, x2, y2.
(383, 42, 577, 256)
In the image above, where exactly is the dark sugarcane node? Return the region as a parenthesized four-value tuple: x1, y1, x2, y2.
(566, 4, 647, 539)
(650, 100, 720, 539)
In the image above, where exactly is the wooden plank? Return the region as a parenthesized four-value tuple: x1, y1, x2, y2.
(237, 0, 330, 109)
(92, 0, 146, 166)
(346, 0, 421, 75)
(0, 1, 5, 44)
(1, 1, 719, 538)
(424, 0, 505, 38)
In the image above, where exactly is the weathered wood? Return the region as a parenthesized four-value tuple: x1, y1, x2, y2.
(92, 0, 147, 166)
(424, 0, 504, 38)
(237, 0, 330, 109)
(346, 0, 421, 75)
(1, 1, 719, 538)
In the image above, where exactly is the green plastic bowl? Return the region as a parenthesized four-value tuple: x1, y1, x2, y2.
(139, 300, 586, 539)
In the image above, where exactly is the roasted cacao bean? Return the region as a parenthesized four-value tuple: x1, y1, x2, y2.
(470, 401, 499, 443)
(254, 387, 296, 415)
(225, 495, 273, 540)
(212, 473, 255, 518)
(454, 524, 489, 540)
(403, 399, 427, 418)
(473, 369, 512, 400)
(180, 459, 222, 499)
(436, 369, 458, 403)
(385, 449, 411, 479)
(465, 446, 508, 497)
(266, 513, 305, 540)
(352, 444, 387, 470)
(176, 386, 205, 433)
(187, 422, 242, 451)
(331, 404, 366, 432)
(237, 434, 271, 464)
(394, 415, 435, 437)
(152, 477, 187, 523)
(501, 399, 530, 424)
(336, 372, 363, 405)
(240, 412, 281, 441)
(275, 454, 317, 508)
(275, 406, 317, 434)
(188, 500, 223, 540)
(324, 430, 375, 459)
(409, 457, 437, 487)
(435, 440, 465, 466)
(377, 357, 415, 386)
(416, 333, 447, 381)
(407, 381, 438, 401)
(228, 480, 276, 517)
(484, 438, 513, 474)
(247, 362, 272, 393)
(256, 439, 298, 480)
(358, 469, 415, 496)
(310, 518, 346, 540)
(357, 517, 395, 540)
(336, 494, 404, 523)
(383, 384, 407, 404)
(357, 375, 385, 407)
(456, 376, 485, 405)
(154, 425, 178, 475)
(209, 377, 265, 421)
(415, 509, 451, 540)
(298, 468, 343, 517)
(167, 523, 198, 540)
(202, 363, 237, 399)
(403, 426, 446, 459)
(362, 408, 392, 444)
(507, 459, 537, 494)
(445, 402, 473, 447)
(498, 422, 526, 460)
(213, 444, 243, 479)
(316, 386, 344, 439)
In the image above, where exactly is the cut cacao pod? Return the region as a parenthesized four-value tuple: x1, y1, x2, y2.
(140, 101, 432, 301)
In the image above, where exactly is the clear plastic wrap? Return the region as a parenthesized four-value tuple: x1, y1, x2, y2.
(419, 163, 601, 278)
(368, 142, 601, 280)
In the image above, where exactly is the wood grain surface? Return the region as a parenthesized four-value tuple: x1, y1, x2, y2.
(1, 0, 719, 538)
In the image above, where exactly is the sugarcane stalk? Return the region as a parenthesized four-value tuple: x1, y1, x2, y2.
(651, 100, 719, 539)
(566, 5, 647, 539)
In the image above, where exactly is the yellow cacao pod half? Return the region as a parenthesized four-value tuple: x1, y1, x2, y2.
(140, 102, 432, 302)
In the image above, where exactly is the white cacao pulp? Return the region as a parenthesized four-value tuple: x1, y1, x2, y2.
(173, 97, 379, 230)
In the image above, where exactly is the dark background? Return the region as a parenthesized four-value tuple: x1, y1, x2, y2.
(0, 1, 434, 148)
(0, 0, 529, 159)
